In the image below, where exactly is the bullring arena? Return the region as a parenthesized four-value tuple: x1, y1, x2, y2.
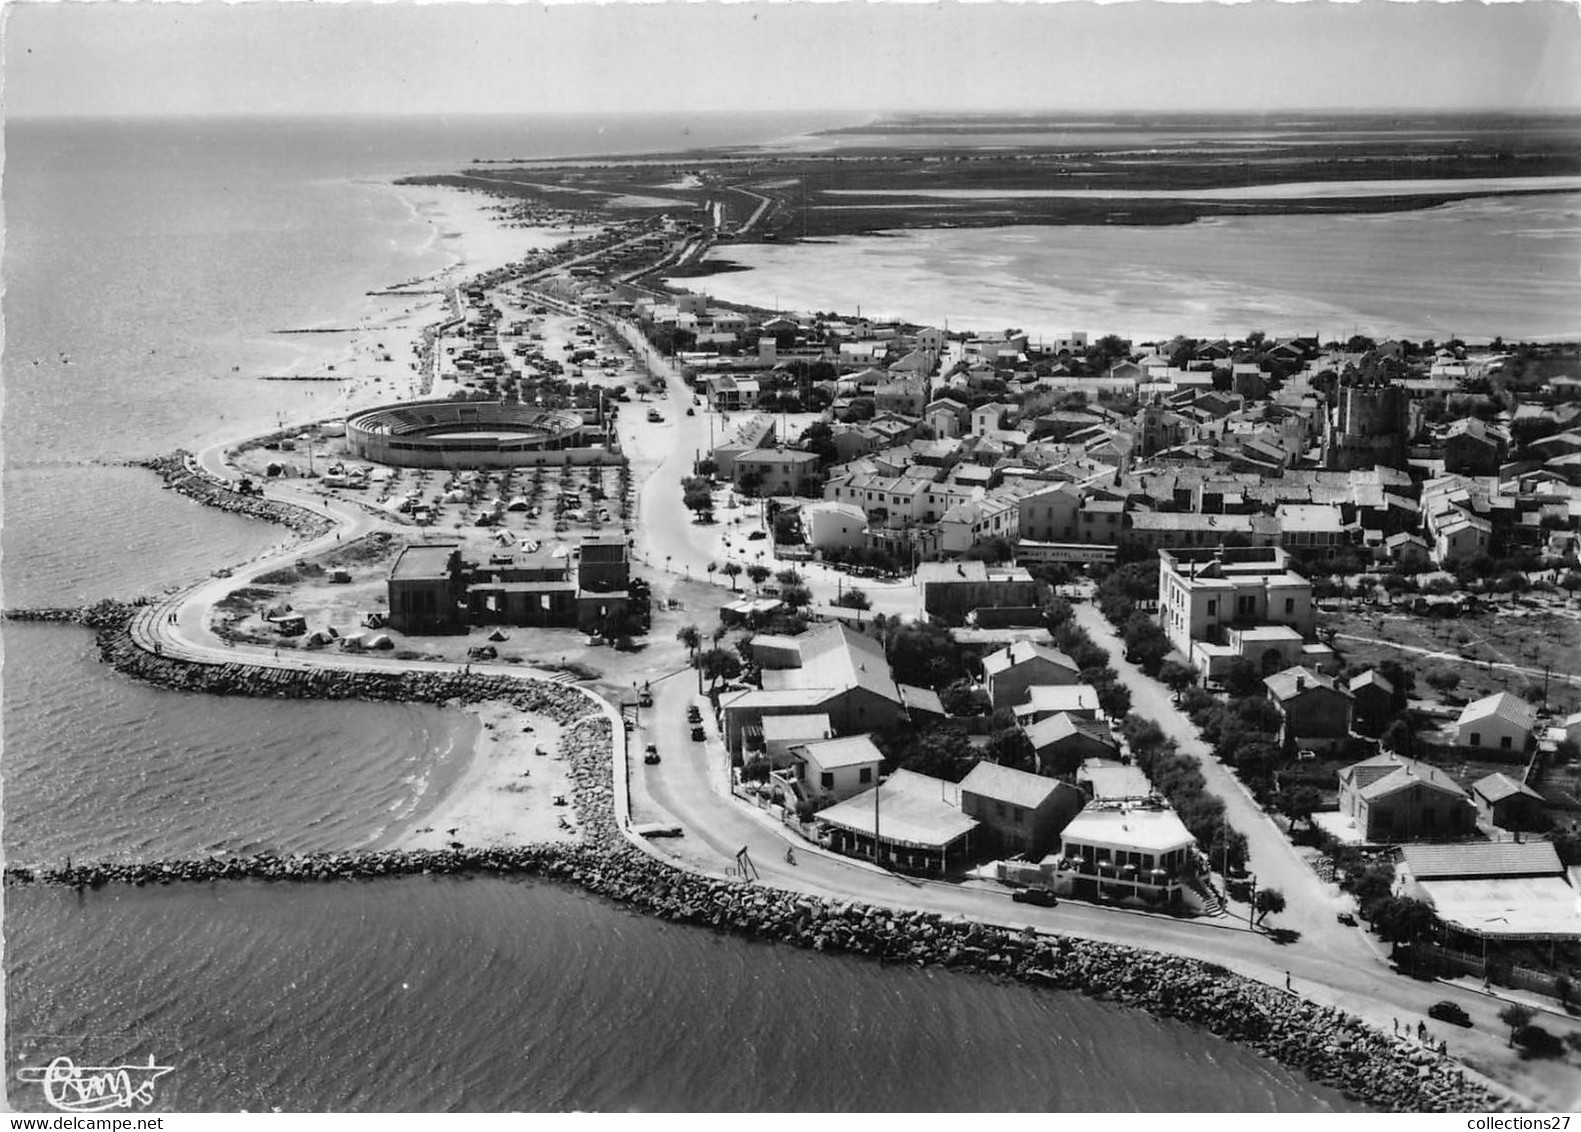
(345, 399, 619, 469)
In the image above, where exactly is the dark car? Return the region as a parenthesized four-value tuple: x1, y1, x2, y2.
(1336, 912, 1357, 926)
(1428, 1001, 1472, 1027)
(747, 530, 767, 540)
(1011, 889, 1058, 907)
(686, 706, 702, 723)
(690, 725, 706, 742)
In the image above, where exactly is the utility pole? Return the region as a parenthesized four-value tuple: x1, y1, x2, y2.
(873, 770, 881, 869)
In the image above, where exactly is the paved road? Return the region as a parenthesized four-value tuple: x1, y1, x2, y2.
(137, 296, 1578, 1108)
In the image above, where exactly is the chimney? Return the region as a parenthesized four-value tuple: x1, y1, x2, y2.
(1295, 676, 1306, 692)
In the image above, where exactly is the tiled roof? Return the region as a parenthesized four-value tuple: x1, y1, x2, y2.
(1458, 692, 1536, 733)
(960, 762, 1063, 809)
(1400, 841, 1561, 880)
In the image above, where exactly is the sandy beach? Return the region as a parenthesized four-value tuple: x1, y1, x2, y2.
(191, 182, 580, 454)
(389, 702, 581, 851)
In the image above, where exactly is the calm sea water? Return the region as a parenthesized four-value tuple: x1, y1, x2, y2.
(701, 192, 1581, 343)
(1, 624, 478, 866)
(2, 113, 1373, 1112)
(4, 879, 1356, 1113)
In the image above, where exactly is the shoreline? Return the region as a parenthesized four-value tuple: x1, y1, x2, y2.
(4, 618, 1500, 1114)
(182, 180, 579, 458)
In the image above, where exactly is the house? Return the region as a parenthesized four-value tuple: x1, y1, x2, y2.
(387, 543, 468, 634)
(875, 379, 929, 416)
(1077, 760, 1155, 803)
(1433, 511, 1493, 566)
(722, 623, 904, 753)
(1016, 482, 1083, 543)
(1027, 712, 1119, 776)
(1156, 546, 1315, 676)
(1045, 801, 1197, 906)
(958, 762, 1084, 858)
(1456, 692, 1536, 754)
(1264, 666, 1353, 754)
(1012, 683, 1101, 725)
(1348, 669, 1398, 737)
(731, 449, 821, 495)
(815, 769, 979, 875)
(759, 713, 834, 766)
(784, 734, 884, 808)
(802, 501, 869, 551)
(982, 640, 1080, 710)
(939, 494, 1019, 555)
(917, 560, 1039, 625)
(1337, 753, 1476, 842)
(1394, 841, 1581, 943)
(1443, 418, 1508, 476)
(1470, 772, 1547, 833)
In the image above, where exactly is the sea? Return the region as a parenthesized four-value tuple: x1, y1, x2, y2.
(7, 111, 1516, 1113)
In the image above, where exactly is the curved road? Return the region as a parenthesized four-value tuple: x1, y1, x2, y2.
(134, 301, 1576, 1110)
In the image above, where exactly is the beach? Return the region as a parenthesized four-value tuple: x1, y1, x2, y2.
(389, 703, 579, 852)
(191, 183, 580, 454)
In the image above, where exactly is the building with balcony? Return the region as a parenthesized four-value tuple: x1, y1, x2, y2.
(1043, 802, 1197, 907)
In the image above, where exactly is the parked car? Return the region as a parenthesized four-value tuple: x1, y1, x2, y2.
(1011, 889, 1058, 907)
(1336, 912, 1357, 926)
(686, 706, 702, 723)
(747, 530, 767, 540)
(686, 407, 695, 416)
(1428, 1001, 1472, 1027)
(639, 690, 654, 708)
(690, 725, 706, 742)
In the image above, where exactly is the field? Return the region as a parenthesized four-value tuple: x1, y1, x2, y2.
(1322, 600, 1581, 719)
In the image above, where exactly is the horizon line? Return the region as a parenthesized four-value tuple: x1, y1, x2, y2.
(9, 106, 1581, 124)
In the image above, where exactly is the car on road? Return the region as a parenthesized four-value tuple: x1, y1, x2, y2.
(639, 690, 654, 708)
(686, 706, 702, 723)
(647, 410, 663, 423)
(747, 530, 767, 540)
(643, 743, 661, 765)
(1336, 911, 1357, 926)
(1428, 1001, 1472, 1027)
(1011, 889, 1058, 907)
(686, 407, 695, 416)
(690, 725, 706, 742)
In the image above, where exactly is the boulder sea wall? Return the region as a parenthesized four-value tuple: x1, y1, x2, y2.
(138, 451, 334, 538)
(95, 619, 597, 721)
(4, 687, 1501, 1113)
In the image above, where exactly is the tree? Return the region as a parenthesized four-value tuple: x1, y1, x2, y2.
(780, 583, 812, 610)
(746, 563, 772, 590)
(986, 727, 1035, 773)
(1499, 1003, 1536, 1047)
(1282, 785, 1323, 830)
(676, 623, 701, 657)
(1368, 896, 1436, 944)
(695, 646, 742, 693)
(722, 562, 742, 591)
(1159, 660, 1200, 694)
(834, 587, 871, 610)
(1224, 657, 1263, 699)
(1253, 887, 1286, 926)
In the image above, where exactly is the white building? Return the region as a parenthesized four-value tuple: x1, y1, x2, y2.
(802, 501, 869, 551)
(1456, 692, 1536, 753)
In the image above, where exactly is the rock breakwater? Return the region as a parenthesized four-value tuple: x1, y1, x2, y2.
(3, 688, 1500, 1113)
(138, 451, 333, 538)
(4, 599, 152, 628)
(96, 620, 599, 721)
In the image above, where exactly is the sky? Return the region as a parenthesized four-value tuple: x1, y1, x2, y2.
(4, 1, 1579, 118)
